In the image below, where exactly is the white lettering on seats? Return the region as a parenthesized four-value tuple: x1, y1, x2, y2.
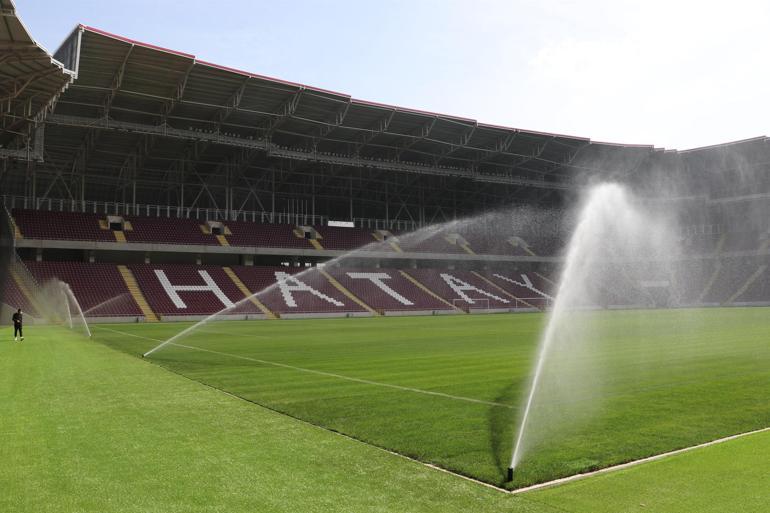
(346, 272, 414, 305)
(440, 273, 509, 304)
(493, 273, 553, 300)
(275, 272, 344, 307)
(155, 270, 235, 309)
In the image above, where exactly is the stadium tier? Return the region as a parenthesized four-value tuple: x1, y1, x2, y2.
(12, 210, 115, 242)
(13, 256, 766, 322)
(11, 208, 555, 256)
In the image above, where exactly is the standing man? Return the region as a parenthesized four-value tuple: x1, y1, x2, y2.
(12, 308, 23, 341)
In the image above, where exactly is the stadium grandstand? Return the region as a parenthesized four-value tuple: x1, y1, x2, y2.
(1, 0, 769, 324)
(4, 2, 770, 511)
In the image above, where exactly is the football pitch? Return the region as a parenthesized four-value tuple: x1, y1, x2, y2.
(92, 308, 770, 489)
(2, 308, 770, 512)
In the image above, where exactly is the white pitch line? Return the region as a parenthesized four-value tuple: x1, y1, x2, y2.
(93, 326, 512, 409)
(511, 425, 770, 494)
(92, 326, 512, 493)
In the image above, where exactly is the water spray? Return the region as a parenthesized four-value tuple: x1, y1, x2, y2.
(142, 211, 542, 358)
(62, 281, 92, 338)
(508, 182, 679, 476)
(83, 293, 130, 316)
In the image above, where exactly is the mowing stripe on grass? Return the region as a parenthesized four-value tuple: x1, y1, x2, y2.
(92, 325, 517, 494)
(94, 326, 513, 409)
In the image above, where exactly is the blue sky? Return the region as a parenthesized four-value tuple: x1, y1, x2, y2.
(17, 0, 770, 150)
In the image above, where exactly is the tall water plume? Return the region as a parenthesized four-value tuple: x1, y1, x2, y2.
(509, 182, 681, 475)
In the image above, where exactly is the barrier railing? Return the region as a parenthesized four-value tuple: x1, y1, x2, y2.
(2, 195, 421, 232)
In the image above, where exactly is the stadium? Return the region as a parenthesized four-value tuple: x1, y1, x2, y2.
(2, 1, 770, 511)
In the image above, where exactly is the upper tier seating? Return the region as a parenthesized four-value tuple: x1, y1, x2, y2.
(11, 209, 561, 257)
(225, 221, 311, 249)
(313, 226, 378, 251)
(12, 209, 114, 242)
(125, 217, 217, 246)
(397, 230, 467, 254)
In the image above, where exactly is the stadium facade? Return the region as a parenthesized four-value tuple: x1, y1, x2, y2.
(1, 0, 769, 322)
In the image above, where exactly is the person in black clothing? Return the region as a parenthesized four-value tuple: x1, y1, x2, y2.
(12, 308, 23, 341)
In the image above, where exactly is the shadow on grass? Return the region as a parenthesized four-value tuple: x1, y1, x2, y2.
(487, 380, 518, 483)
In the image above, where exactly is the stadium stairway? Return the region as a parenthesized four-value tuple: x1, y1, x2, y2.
(372, 230, 403, 253)
(697, 234, 727, 302)
(445, 234, 475, 255)
(10, 266, 43, 316)
(398, 270, 463, 312)
(535, 272, 555, 287)
(698, 260, 722, 303)
(222, 267, 278, 318)
(318, 269, 379, 315)
(470, 271, 537, 309)
(117, 265, 158, 322)
(726, 264, 767, 304)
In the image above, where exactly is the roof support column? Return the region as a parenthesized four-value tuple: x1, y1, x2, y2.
(385, 183, 389, 226)
(311, 173, 315, 224)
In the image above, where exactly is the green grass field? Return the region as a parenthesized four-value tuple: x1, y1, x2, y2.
(3, 310, 770, 512)
(92, 308, 770, 489)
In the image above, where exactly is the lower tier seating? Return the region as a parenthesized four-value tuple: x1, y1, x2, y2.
(24, 261, 142, 317)
(9, 257, 768, 321)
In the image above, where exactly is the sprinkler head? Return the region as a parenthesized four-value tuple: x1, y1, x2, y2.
(507, 467, 514, 482)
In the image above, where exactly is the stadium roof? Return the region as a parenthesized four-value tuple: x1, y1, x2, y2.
(0, 0, 73, 155)
(5, 17, 767, 220)
(45, 25, 661, 191)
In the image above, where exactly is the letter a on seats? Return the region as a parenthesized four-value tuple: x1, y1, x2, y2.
(440, 273, 509, 304)
(275, 272, 344, 307)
